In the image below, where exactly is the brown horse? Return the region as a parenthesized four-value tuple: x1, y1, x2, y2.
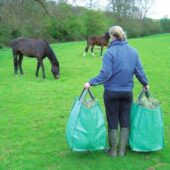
(83, 32, 110, 57)
(11, 37, 60, 79)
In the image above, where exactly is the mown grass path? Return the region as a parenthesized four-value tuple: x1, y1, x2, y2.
(0, 34, 170, 170)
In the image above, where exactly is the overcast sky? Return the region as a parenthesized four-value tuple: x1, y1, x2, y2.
(148, 0, 170, 19)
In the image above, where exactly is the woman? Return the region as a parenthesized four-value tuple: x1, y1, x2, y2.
(84, 26, 149, 157)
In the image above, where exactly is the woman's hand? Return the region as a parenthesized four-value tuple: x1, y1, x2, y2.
(144, 85, 149, 90)
(84, 82, 91, 89)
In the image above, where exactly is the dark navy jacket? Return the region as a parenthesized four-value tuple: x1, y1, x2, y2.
(89, 40, 148, 91)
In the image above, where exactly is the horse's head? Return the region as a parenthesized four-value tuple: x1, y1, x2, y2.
(104, 32, 110, 40)
(51, 62, 60, 79)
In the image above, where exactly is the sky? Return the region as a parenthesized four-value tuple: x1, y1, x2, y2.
(148, 0, 170, 19)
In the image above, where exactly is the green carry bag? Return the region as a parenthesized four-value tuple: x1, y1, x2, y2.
(66, 88, 106, 151)
(129, 90, 164, 152)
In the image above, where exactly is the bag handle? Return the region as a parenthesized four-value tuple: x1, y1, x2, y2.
(138, 89, 151, 103)
(79, 88, 95, 102)
(88, 89, 95, 100)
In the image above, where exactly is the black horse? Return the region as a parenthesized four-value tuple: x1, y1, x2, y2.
(83, 32, 110, 57)
(11, 37, 60, 79)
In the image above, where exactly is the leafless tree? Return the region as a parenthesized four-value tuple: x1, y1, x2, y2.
(135, 0, 155, 19)
(54, 0, 68, 4)
(34, 0, 50, 15)
(5, 0, 51, 15)
(106, 0, 135, 17)
(106, 0, 155, 19)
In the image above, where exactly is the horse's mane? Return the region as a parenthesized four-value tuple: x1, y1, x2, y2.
(43, 40, 59, 64)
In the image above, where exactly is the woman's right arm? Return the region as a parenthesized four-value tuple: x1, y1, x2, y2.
(134, 56, 148, 87)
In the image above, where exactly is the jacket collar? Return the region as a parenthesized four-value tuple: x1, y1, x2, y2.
(109, 40, 127, 47)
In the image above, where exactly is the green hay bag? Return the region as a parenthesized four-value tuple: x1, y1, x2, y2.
(129, 90, 164, 152)
(66, 89, 106, 151)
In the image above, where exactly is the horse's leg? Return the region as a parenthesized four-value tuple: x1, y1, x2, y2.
(18, 54, 24, 74)
(83, 45, 90, 57)
(35, 61, 40, 78)
(100, 46, 104, 58)
(39, 60, 46, 79)
(91, 45, 95, 56)
(13, 51, 18, 74)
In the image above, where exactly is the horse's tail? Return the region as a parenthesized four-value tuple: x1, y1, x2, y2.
(10, 37, 23, 49)
(84, 36, 88, 44)
(9, 39, 13, 47)
(10, 39, 17, 48)
(86, 36, 93, 46)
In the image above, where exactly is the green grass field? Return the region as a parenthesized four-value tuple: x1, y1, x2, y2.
(0, 34, 170, 170)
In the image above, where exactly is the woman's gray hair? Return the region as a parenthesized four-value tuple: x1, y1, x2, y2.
(109, 26, 127, 41)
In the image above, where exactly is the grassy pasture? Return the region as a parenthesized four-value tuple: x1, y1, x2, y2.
(0, 34, 170, 170)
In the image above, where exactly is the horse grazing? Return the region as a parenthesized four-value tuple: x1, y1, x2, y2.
(83, 32, 110, 57)
(11, 37, 60, 79)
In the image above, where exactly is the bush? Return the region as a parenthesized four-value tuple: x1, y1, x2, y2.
(160, 17, 170, 33)
(0, 1, 169, 45)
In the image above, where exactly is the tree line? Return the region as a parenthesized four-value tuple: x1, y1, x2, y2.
(0, 0, 170, 47)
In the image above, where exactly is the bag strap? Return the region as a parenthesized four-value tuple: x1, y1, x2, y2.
(138, 89, 151, 103)
(88, 89, 95, 100)
(79, 88, 95, 102)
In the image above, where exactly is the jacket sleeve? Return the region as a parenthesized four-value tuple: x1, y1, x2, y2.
(135, 55, 148, 86)
(89, 51, 113, 86)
